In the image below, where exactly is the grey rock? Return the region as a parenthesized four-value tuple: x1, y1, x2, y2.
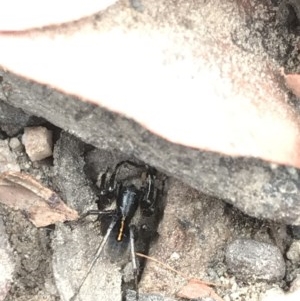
(0, 0, 300, 226)
(225, 239, 286, 282)
(52, 131, 98, 212)
(0, 100, 44, 136)
(52, 223, 123, 301)
(1, 74, 300, 225)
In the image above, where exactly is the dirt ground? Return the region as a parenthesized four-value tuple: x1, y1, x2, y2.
(0, 125, 300, 301)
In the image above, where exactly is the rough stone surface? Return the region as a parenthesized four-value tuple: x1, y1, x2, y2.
(52, 131, 98, 212)
(0, 218, 14, 301)
(0, 0, 300, 226)
(1, 76, 300, 225)
(1, 0, 300, 166)
(52, 223, 123, 301)
(225, 239, 286, 282)
(0, 139, 20, 172)
(22, 126, 53, 161)
(0, 100, 44, 136)
(287, 241, 300, 264)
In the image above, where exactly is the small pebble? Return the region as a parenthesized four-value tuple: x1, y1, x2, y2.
(286, 241, 300, 264)
(225, 239, 286, 282)
(9, 137, 22, 151)
(22, 126, 53, 161)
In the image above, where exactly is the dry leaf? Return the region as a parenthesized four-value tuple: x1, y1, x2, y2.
(177, 278, 224, 301)
(0, 171, 79, 227)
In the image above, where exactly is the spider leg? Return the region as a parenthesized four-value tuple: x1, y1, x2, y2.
(80, 209, 116, 220)
(70, 216, 117, 301)
(129, 225, 139, 301)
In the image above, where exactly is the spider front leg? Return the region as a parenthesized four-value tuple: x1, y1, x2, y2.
(97, 161, 129, 204)
(80, 209, 116, 220)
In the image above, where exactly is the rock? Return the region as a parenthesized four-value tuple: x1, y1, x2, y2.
(1, 75, 300, 225)
(287, 241, 300, 264)
(52, 131, 98, 211)
(52, 223, 123, 301)
(0, 218, 15, 301)
(22, 126, 53, 161)
(0, 100, 44, 136)
(1, 1, 300, 226)
(8, 137, 22, 151)
(0, 139, 20, 172)
(1, 79, 300, 224)
(225, 239, 286, 282)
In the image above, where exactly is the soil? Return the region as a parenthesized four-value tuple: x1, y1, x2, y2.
(0, 126, 300, 301)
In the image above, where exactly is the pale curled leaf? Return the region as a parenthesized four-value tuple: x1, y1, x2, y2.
(177, 278, 224, 301)
(0, 171, 78, 227)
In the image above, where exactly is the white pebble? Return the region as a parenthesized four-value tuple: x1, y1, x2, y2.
(22, 126, 53, 161)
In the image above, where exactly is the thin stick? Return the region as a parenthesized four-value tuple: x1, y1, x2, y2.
(136, 252, 222, 287)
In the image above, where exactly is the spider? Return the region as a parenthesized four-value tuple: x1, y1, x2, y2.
(70, 160, 159, 301)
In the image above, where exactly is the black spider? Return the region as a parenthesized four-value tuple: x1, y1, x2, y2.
(71, 160, 159, 301)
